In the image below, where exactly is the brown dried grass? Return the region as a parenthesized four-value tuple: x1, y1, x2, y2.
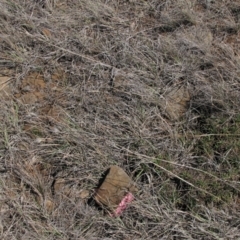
(0, 0, 240, 239)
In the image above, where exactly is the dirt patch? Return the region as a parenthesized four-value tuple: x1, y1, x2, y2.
(0, 76, 10, 98)
(10, 70, 72, 205)
(39, 104, 66, 123)
(15, 72, 45, 104)
(224, 31, 240, 56)
(14, 69, 67, 122)
(0, 70, 13, 99)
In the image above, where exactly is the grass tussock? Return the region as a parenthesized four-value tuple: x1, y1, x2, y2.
(0, 0, 240, 239)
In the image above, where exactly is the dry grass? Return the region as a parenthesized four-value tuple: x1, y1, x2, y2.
(0, 0, 240, 239)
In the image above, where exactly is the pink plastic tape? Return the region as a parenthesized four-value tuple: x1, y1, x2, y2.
(111, 192, 134, 217)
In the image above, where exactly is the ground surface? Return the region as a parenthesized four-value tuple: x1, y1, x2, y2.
(0, 0, 240, 239)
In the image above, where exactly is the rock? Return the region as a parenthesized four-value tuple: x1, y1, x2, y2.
(161, 86, 190, 120)
(94, 166, 137, 212)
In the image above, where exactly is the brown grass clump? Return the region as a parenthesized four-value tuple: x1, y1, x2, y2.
(0, 0, 240, 239)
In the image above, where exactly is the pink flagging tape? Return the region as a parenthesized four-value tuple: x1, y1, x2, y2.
(111, 192, 134, 217)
